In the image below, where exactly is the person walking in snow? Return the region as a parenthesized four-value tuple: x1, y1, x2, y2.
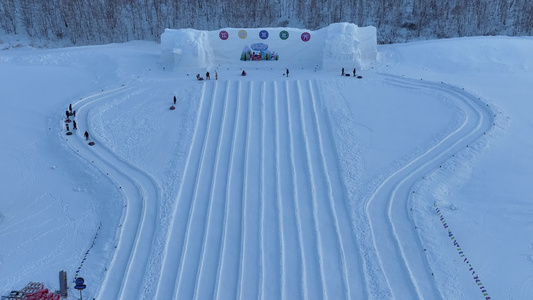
(73, 120, 77, 130)
(342, 68, 345, 76)
(84, 131, 89, 140)
(206, 71, 210, 80)
(173, 95, 176, 105)
(69, 104, 73, 114)
(286, 68, 289, 77)
(215, 71, 218, 80)
(353, 67, 356, 77)
(65, 110, 70, 119)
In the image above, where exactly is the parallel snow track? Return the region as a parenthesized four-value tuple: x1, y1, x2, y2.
(154, 79, 365, 299)
(65, 86, 161, 300)
(365, 74, 493, 299)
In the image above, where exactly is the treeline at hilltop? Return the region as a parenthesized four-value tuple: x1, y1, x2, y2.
(0, 0, 531, 45)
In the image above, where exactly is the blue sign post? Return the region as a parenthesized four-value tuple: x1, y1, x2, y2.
(74, 277, 86, 300)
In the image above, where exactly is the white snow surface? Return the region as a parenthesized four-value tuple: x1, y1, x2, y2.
(1, 30, 533, 300)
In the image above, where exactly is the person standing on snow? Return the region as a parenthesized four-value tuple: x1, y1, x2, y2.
(206, 71, 210, 80)
(84, 131, 89, 140)
(342, 68, 345, 76)
(173, 95, 176, 105)
(286, 68, 289, 77)
(73, 120, 77, 130)
(353, 68, 356, 77)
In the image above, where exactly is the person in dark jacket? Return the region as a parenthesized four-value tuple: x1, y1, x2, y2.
(84, 131, 89, 140)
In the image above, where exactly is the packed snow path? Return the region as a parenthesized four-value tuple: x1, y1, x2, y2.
(66, 74, 492, 300)
(65, 86, 161, 299)
(364, 74, 493, 299)
(155, 79, 365, 300)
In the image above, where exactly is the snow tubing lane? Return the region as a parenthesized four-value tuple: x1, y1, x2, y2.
(154, 79, 366, 300)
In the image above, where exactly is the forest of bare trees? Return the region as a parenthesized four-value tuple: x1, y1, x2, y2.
(0, 0, 531, 45)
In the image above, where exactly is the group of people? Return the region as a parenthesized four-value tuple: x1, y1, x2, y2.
(65, 103, 90, 141)
(194, 66, 359, 80)
(196, 71, 218, 81)
(341, 67, 357, 77)
(196, 68, 292, 79)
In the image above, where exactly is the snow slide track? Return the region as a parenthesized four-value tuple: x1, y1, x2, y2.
(276, 80, 305, 300)
(154, 78, 366, 299)
(302, 79, 367, 299)
(366, 74, 493, 299)
(65, 86, 161, 300)
(193, 80, 241, 299)
(154, 82, 214, 299)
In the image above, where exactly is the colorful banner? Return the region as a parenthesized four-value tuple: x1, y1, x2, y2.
(240, 43, 279, 61)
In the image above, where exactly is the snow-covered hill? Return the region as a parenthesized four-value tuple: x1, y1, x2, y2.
(1, 32, 533, 299)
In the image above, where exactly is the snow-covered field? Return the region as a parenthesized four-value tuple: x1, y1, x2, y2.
(1, 32, 532, 299)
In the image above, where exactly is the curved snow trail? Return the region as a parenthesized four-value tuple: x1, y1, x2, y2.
(365, 74, 493, 299)
(65, 86, 161, 300)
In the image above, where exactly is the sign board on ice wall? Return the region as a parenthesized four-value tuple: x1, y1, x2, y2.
(160, 23, 377, 72)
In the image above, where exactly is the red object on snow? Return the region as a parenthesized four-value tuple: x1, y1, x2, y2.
(170, 105, 175, 110)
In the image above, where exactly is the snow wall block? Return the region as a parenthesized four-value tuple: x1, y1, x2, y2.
(161, 23, 377, 72)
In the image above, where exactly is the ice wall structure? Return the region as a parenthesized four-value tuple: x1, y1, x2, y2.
(161, 23, 377, 71)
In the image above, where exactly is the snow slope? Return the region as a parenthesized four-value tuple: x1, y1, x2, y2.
(1, 35, 533, 300)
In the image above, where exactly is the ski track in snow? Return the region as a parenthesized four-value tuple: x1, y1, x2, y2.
(153, 78, 367, 299)
(64, 74, 492, 299)
(365, 74, 493, 299)
(64, 86, 161, 300)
